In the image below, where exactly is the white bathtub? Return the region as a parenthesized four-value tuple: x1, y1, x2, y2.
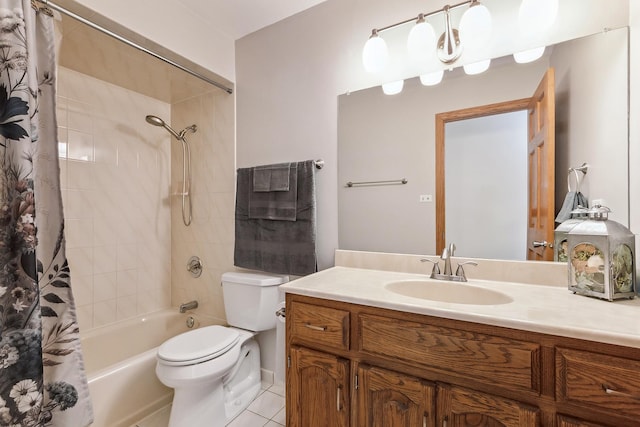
(81, 309, 220, 427)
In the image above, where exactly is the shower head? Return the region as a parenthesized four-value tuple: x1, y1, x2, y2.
(145, 115, 165, 127)
(145, 115, 181, 140)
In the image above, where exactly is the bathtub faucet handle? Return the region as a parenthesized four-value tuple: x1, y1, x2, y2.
(179, 300, 198, 313)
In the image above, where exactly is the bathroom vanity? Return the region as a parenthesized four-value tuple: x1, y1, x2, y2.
(281, 252, 640, 427)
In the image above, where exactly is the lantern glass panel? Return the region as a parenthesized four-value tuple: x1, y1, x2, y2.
(557, 239, 569, 262)
(612, 244, 634, 293)
(570, 243, 605, 293)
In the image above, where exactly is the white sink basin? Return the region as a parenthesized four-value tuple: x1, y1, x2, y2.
(385, 280, 513, 305)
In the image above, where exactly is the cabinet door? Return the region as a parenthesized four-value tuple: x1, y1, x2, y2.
(288, 346, 349, 427)
(437, 384, 539, 427)
(357, 365, 435, 427)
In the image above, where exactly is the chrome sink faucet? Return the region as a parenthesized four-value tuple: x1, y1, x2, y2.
(420, 243, 477, 282)
(441, 243, 455, 276)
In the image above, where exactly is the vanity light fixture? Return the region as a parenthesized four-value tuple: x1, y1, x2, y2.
(407, 14, 436, 63)
(362, 29, 389, 73)
(365, 0, 558, 94)
(382, 80, 404, 95)
(363, 0, 492, 94)
(514, 0, 558, 63)
(419, 69, 444, 86)
(362, 0, 493, 74)
(463, 59, 491, 75)
(458, 0, 492, 50)
(437, 5, 464, 64)
(513, 46, 546, 64)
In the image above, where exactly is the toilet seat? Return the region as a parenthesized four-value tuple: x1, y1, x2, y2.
(157, 325, 240, 366)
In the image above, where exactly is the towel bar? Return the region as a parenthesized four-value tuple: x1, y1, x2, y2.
(567, 163, 588, 192)
(346, 178, 407, 188)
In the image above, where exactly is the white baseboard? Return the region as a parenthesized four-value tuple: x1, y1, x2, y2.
(261, 368, 274, 386)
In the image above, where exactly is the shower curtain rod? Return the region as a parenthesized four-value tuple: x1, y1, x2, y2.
(36, 0, 234, 94)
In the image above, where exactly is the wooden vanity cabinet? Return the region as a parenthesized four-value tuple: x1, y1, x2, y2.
(286, 294, 640, 427)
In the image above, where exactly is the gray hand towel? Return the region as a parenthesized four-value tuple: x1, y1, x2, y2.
(253, 162, 291, 192)
(249, 163, 298, 221)
(555, 191, 588, 223)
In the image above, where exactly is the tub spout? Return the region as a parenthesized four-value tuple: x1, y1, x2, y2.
(179, 300, 198, 313)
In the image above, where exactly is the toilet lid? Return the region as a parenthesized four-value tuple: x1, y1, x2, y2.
(157, 326, 240, 364)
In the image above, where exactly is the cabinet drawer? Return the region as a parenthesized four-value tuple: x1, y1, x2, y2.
(359, 313, 541, 393)
(556, 347, 640, 420)
(289, 301, 350, 351)
(557, 414, 610, 427)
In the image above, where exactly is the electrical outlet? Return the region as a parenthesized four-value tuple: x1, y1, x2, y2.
(419, 194, 433, 203)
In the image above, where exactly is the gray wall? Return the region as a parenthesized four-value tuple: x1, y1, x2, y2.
(552, 28, 629, 224)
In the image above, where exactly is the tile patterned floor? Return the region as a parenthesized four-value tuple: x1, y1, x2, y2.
(134, 380, 285, 427)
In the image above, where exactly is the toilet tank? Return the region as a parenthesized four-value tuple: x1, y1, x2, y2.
(221, 272, 289, 331)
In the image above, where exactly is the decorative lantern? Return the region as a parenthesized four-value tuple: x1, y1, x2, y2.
(554, 207, 589, 262)
(567, 206, 636, 301)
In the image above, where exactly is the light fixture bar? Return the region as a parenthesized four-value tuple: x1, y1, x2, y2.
(373, 0, 473, 34)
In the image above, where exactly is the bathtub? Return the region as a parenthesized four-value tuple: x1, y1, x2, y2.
(81, 309, 220, 427)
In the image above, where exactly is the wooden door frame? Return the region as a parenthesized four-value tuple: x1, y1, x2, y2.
(435, 98, 531, 255)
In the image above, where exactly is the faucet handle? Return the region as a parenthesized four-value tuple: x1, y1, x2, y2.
(455, 261, 477, 282)
(420, 258, 440, 276)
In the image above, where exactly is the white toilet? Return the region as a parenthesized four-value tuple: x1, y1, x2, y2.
(156, 272, 289, 427)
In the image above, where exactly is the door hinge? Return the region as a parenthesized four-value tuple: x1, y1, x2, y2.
(287, 356, 291, 369)
(354, 374, 359, 390)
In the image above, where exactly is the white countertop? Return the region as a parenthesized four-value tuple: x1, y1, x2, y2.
(280, 266, 640, 349)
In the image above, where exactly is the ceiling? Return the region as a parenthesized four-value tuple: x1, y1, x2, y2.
(175, 0, 328, 40)
(57, 0, 329, 101)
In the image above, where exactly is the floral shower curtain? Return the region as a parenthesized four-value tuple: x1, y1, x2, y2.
(0, 1, 93, 426)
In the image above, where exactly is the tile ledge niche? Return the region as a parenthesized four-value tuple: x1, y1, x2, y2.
(334, 250, 567, 288)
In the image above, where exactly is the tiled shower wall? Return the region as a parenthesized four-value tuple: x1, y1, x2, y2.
(58, 63, 236, 331)
(170, 91, 236, 322)
(58, 66, 173, 330)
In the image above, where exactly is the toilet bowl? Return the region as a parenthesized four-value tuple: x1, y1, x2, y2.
(156, 272, 288, 427)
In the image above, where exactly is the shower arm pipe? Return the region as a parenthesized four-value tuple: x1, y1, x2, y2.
(36, 0, 233, 95)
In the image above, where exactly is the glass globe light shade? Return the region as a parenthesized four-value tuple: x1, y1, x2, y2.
(518, 0, 558, 36)
(463, 59, 491, 75)
(407, 19, 436, 62)
(382, 80, 404, 95)
(513, 46, 546, 64)
(362, 33, 388, 73)
(419, 70, 444, 86)
(459, 2, 492, 49)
